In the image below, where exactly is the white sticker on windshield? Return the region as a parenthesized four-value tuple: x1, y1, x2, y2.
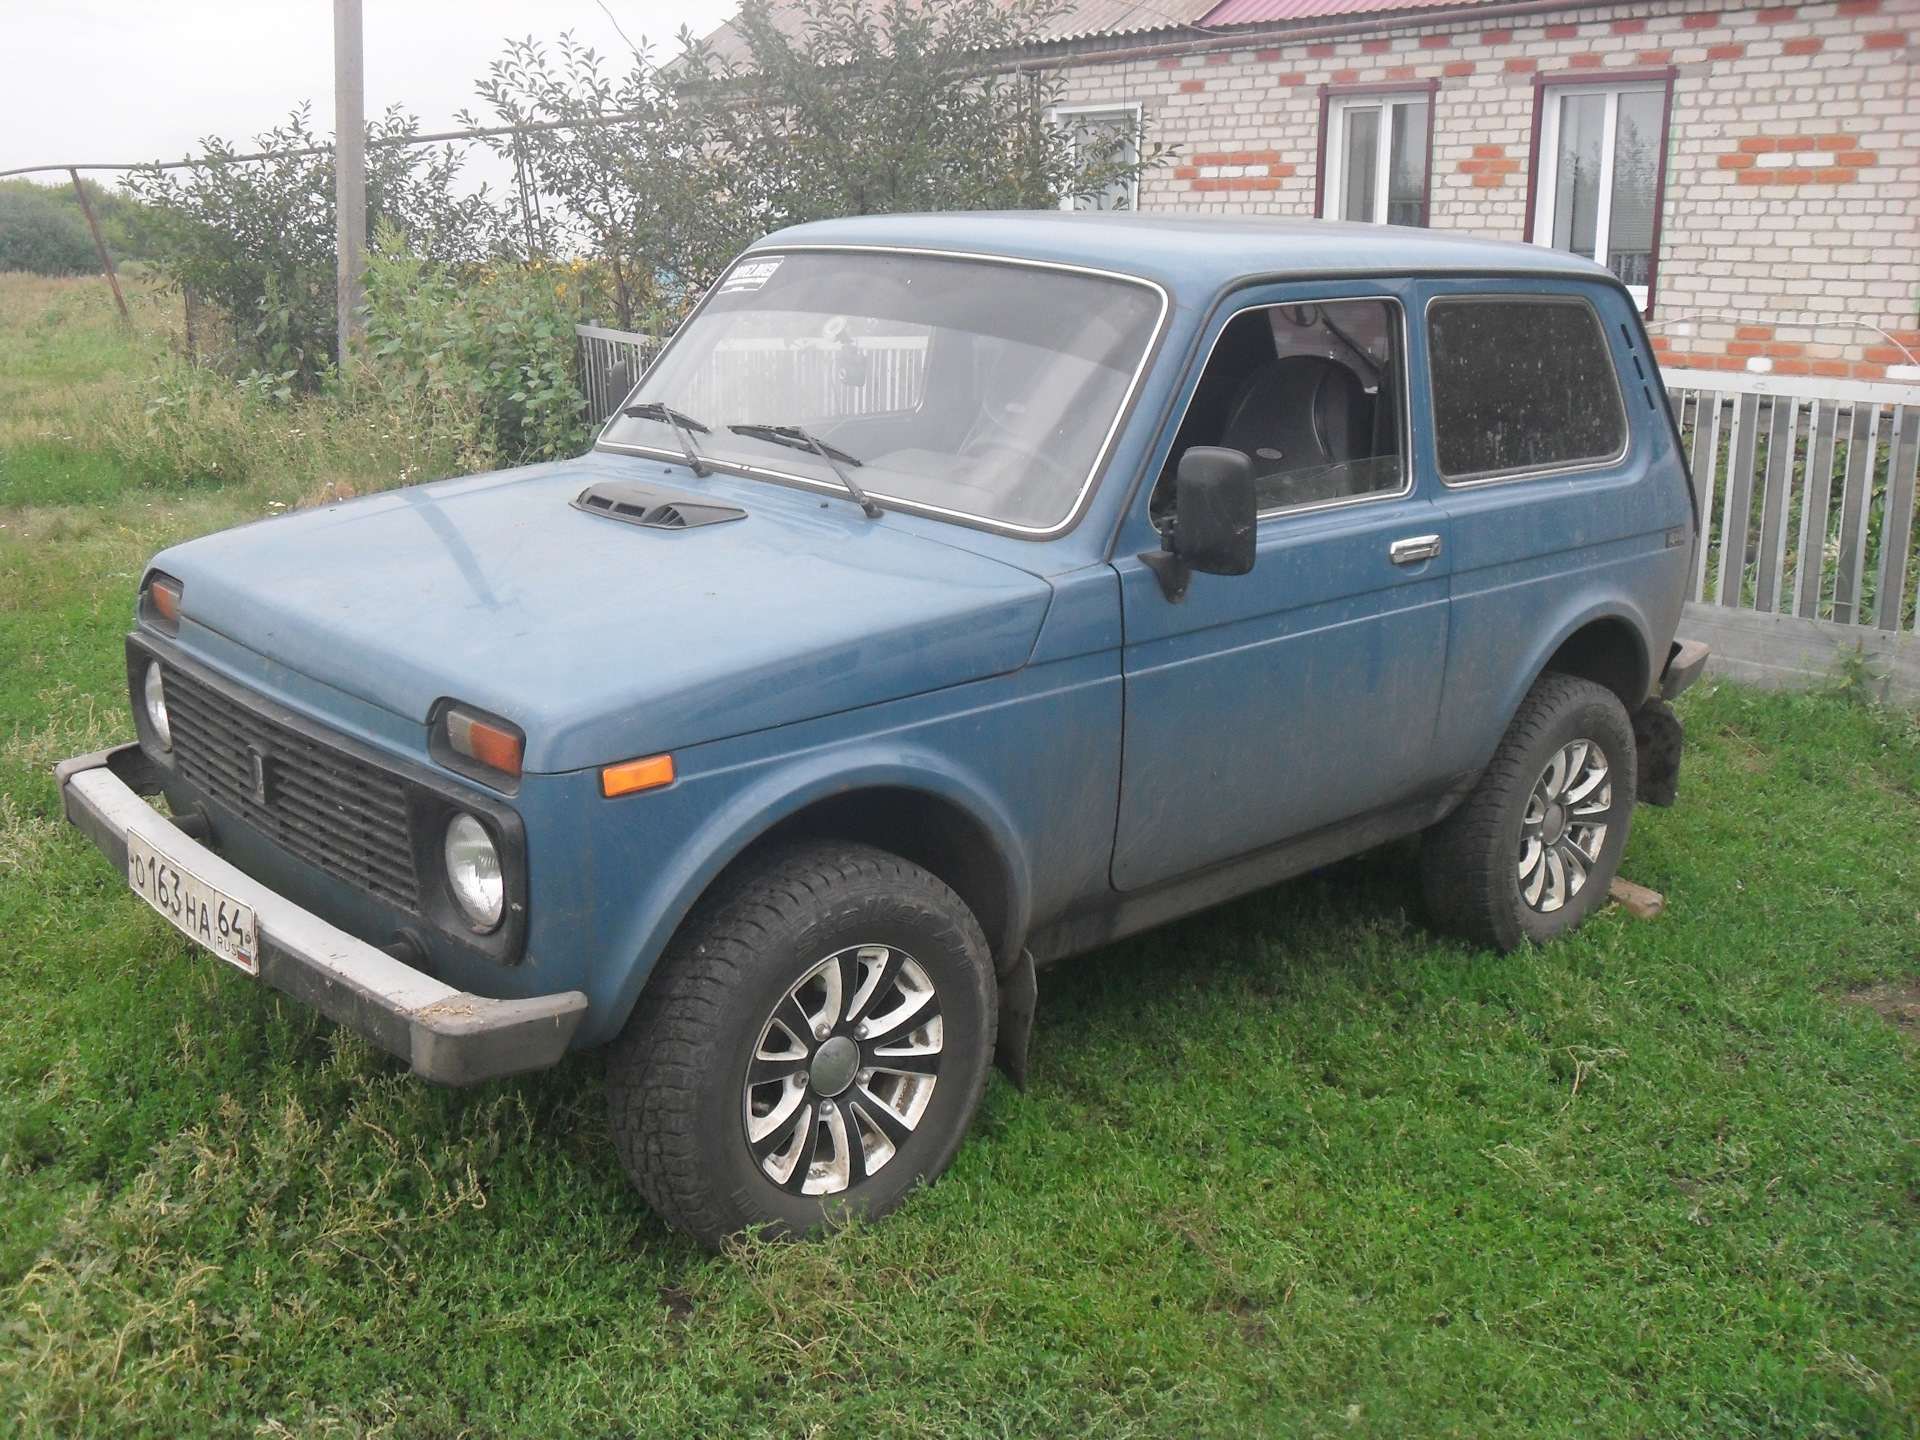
(719, 257, 784, 294)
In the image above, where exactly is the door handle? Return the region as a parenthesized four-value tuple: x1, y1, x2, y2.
(1390, 534, 1442, 565)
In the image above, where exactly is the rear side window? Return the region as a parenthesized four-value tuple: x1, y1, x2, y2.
(1426, 296, 1627, 481)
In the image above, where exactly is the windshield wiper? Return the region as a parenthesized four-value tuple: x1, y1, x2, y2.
(623, 402, 712, 477)
(728, 423, 881, 519)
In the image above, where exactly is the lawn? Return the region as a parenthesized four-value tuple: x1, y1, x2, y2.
(1, 275, 1916, 1438)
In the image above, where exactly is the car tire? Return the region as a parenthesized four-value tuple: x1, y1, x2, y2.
(1421, 672, 1637, 953)
(607, 840, 997, 1249)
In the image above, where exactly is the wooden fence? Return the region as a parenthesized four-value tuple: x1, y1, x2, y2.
(1663, 368, 1920, 702)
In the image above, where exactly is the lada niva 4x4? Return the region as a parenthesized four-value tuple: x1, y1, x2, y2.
(61, 214, 1708, 1247)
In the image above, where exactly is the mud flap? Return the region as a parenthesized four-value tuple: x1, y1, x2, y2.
(994, 948, 1037, 1094)
(1633, 697, 1684, 807)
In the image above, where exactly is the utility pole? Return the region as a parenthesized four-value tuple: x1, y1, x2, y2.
(68, 169, 129, 322)
(334, 0, 366, 369)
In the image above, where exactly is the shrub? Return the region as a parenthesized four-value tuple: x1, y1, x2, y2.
(0, 185, 97, 277)
(360, 241, 595, 466)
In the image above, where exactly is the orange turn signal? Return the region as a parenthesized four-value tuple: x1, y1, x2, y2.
(602, 753, 675, 798)
(448, 711, 524, 777)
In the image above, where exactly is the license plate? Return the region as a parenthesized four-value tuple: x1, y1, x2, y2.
(127, 831, 258, 975)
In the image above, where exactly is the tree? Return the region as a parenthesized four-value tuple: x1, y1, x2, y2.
(128, 106, 503, 387)
(0, 183, 98, 276)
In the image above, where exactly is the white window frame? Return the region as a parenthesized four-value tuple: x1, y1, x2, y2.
(1532, 81, 1668, 312)
(1323, 91, 1431, 227)
(1054, 102, 1143, 212)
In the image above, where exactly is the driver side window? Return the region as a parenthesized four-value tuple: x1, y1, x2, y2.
(1154, 297, 1407, 521)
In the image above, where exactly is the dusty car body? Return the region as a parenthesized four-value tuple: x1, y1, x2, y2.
(61, 214, 1705, 1245)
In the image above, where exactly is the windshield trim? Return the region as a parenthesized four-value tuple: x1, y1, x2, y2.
(593, 243, 1172, 540)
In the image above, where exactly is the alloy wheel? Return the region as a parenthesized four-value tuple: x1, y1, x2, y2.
(1516, 739, 1612, 914)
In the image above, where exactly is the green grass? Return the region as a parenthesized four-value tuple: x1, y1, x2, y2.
(0, 282, 1916, 1437)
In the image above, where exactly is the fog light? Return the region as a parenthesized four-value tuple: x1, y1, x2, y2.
(443, 813, 503, 932)
(143, 661, 172, 749)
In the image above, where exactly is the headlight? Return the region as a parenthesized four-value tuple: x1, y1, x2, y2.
(143, 662, 172, 749)
(443, 813, 503, 932)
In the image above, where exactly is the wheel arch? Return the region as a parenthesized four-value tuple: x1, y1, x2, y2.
(586, 752, 1032, 1048)
(1538, 614, 1652, 712)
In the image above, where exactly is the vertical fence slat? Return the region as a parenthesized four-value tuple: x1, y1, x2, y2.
(1794, 399, 1838, 620)
(1715, 393, 1761, 607)
(1689, 390, 1724, 602)
(1832, 402, 1881, 626)
(1754, 395, 1797, 612)
(1874, 405, 1919, 632)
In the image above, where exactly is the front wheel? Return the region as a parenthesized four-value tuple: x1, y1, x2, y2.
(607, 841, 997, 1249)
(1421, 673, 1637, 952)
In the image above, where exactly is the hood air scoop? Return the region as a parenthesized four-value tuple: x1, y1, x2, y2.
(572, 480, 746, 531)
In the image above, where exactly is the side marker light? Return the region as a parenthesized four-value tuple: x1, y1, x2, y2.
(602, 753, 675, 798)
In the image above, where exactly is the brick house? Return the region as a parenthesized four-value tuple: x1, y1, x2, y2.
(705, 0, 1920, 380)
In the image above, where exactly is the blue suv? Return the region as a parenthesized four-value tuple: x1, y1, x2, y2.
(60, 214, 1706, 1247)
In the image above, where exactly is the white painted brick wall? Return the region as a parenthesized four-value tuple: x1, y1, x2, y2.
(1048, 0, 1920, 376)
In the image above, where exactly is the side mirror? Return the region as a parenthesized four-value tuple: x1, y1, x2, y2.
(1139, 446, 1257, 602)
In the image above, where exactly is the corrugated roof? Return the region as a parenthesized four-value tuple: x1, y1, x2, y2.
(693, 0, 1500, 64)
(1198, 0, 1490, 27)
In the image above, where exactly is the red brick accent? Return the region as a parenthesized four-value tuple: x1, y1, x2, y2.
(1764, 342, 1805, 358)
(1862, 30, 1907, 48)
(1480, 28, 1513, 43)
(1738, 136, 1777, 152)
(1444, 60, 1474, 75)
(1506, 56, 1537, 71)
(1277, 72, 1307, 84)
(1362, 37, 1391, 52)
(1471, 174, 1507, 188)
(1180, 80, 1205, 92)
(1308, 42, 1335, 57)
(1757, 6, 1796, 21)
(1420, 33, 1451, 48)
(1157, 57, 1182, 69)
(1865, 344, 1912, 363)
(1612, 17, 1647, 33)
(1837, 0, 1880, 13)
(1570, 53, 1604, 67)
(1332, 68, 1359, 81)
(1206, 52, 1232, 65)
(1175, 166, 1199, 179)
(1472, 143, 1504, 158)
(1648, 334, 1673, 351)
(1708, 43, 1746, 58)
(1256, 48, 1281, 60)
(1683, 13, 1718, 27)
(1811, 359, 1850, 376)
(1458, 159, 1489, 173)
(1727, 340, 1764, 356)
(1736, 324, 1775, 339)
(1836, 150, 1877, 166)
(1816, 134, 1857, 150)
(1718, 153, 1754, 168)
(1545, 23, 1579, 38)
(1782, 36, 1823, 53)
(1638, 49, 1674, 63)
(1193, 150, 1285, 165)
(1779, 136, 1816, 151)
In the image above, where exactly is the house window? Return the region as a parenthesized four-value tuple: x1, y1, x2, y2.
(1057, 104, 1142, 211)
(1321, 90, 1432, 226)
(1531, 80, 1672, 312)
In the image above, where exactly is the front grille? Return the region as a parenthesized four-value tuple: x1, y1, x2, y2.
(162, 667, 422, 913)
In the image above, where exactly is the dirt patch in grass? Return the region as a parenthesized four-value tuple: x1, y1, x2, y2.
(1845, 978, 1920, 1033)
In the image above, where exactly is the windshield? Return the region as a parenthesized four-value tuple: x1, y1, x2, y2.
(597, 249, 1165, 532)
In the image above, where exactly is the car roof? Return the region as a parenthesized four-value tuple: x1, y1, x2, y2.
(752, 211, 1620, 302)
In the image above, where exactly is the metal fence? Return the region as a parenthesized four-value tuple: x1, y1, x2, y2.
(575, 324, 657, 426)
(1663, 368, 1920, 701)
(1665, 369, 1920, 633)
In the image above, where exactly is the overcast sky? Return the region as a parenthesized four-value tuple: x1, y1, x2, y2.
(0, 0, 738, 189)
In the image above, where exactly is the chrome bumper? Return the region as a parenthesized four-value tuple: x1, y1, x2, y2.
(57, 743, 587, 1086)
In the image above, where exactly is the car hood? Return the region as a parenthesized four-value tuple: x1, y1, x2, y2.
(150, 457, 1054, 772)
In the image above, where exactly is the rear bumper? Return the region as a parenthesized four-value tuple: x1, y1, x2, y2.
(57, 743, 587, 1086)
(1660, 638, 1710, 700)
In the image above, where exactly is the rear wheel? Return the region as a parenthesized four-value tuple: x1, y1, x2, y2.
(607, 841, 996, 1248)
(1422, 673, 1636, 952)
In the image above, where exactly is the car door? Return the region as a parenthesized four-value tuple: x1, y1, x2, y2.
(1111, 286, 1453, 893)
